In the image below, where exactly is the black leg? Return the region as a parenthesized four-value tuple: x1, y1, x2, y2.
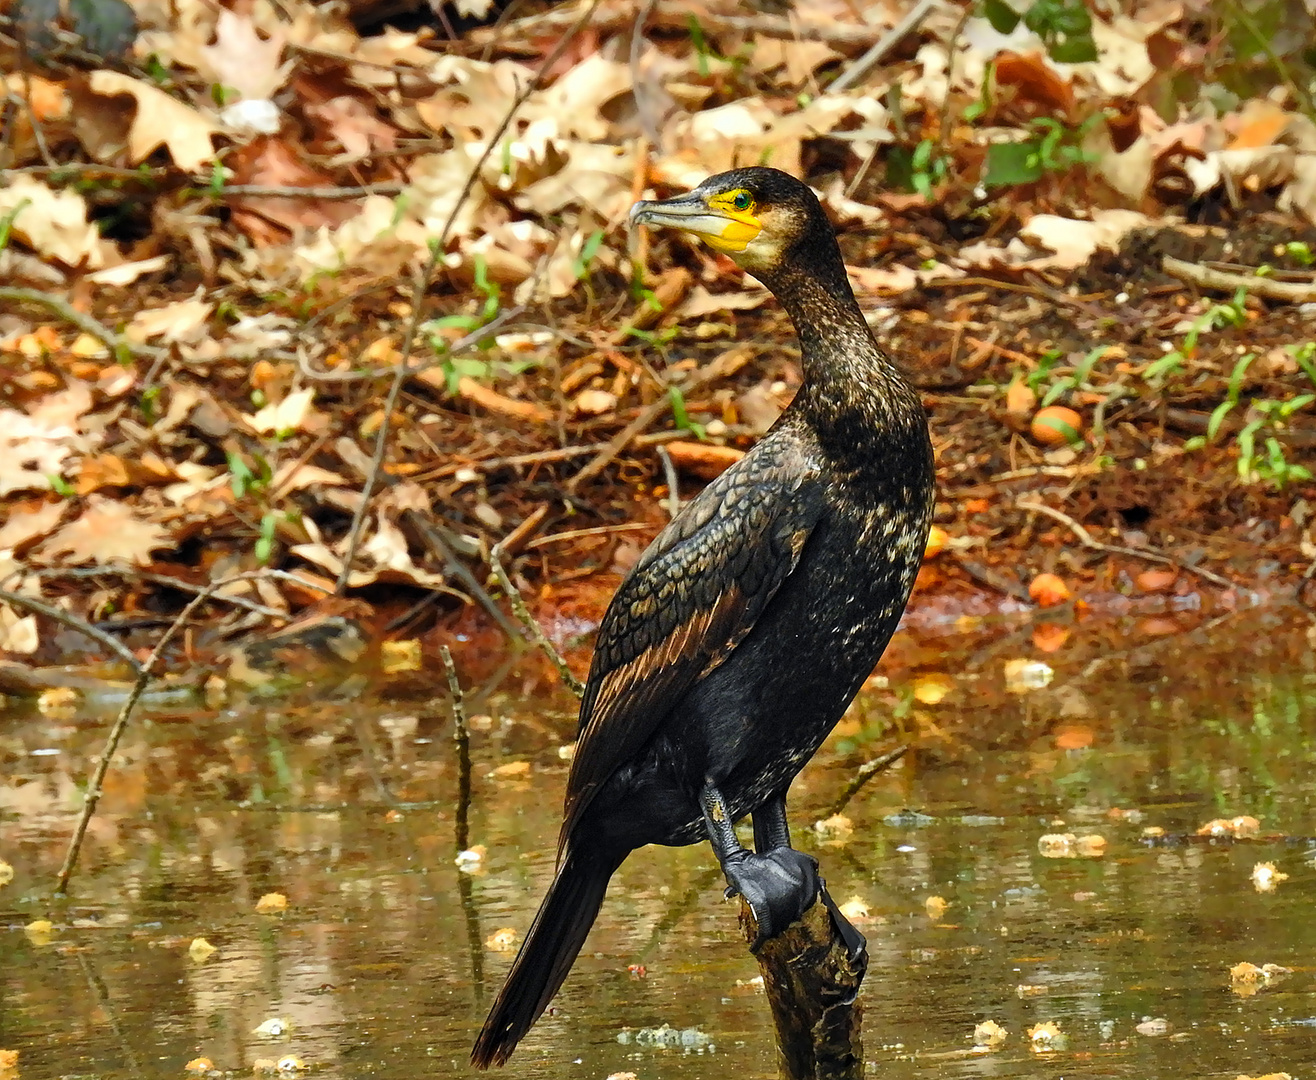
(752, 793, 791, 853)
(700, 783, 820, 950)
(752, 792, 867, 961)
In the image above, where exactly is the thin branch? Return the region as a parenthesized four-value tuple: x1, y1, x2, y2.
(55, 582, 208, 892)
(656, 444, 680, 519)
(1015, 499, 1234, 589)
(827, 745, 907, 818)
(294, 305, 523, 382)
(199, 183, 404, 199)
(470, 1, 898, 49)
(0, 288, 166, 362)
(829, 0, 938, 93)
(334, 2, 599, 594)
(489, 540, 584, 698)
(0, 588, 143, 673)
(1162, 256, 1316, 303)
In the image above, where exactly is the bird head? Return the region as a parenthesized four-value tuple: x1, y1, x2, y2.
(629, 167, 828, 277)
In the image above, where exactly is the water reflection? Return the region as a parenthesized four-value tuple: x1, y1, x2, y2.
(1, 611, 1314, 1079)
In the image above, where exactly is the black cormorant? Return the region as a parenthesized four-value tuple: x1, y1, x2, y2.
(471, 166, 935, 1068)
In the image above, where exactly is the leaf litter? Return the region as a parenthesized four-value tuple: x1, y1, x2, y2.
(0, 0, 1314, 689)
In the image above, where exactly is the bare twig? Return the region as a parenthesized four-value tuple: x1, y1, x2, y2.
(0, 588, 143, 673)
(294, 305, 523, 382)
(404, 512, 523, 641)
(471, 1, 897, 49)
(55, 584, 206, 892)
(826, 745, 908, 818)
(334, 1, 599, 594)
(1015, 499, 1234, 589)
(200, 183, 404, 199)
(829, 0, 938, 93)
(489, 540, 584, 698)
(441, 645, 470, 744)
(0, 288, 166, 362)
(656, 444, 680, 518)
(1161, 256, 1316, 303)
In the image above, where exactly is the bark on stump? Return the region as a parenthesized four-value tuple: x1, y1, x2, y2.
(740, 897, 867, 1080)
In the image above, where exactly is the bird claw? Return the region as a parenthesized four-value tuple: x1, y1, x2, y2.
(722, 848, 820, 948)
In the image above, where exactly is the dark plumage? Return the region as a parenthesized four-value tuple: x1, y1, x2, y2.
(471, 167, 935, 1069)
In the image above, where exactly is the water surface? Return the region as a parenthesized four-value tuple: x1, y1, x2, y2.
(2, 609, 1314, 1079)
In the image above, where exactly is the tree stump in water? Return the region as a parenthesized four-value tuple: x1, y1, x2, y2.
(740, 896, 867, 1080)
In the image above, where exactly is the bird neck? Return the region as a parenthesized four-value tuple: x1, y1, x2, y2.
(763, 257, 919, 456)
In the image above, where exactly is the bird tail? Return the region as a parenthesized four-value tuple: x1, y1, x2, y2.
(471, 845, 621, 1068)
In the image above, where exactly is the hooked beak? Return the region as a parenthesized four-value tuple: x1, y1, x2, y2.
(629, 191, 760, 254)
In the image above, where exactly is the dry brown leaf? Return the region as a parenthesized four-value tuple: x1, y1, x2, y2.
(197, 10, 292, 102)
(1197, 815, 1260, 838)
(307, 96, 398, 162)
(0, 607, 39, 654)
(127, 298, 214, 344)
(1029, 573, 1071, 607)
(33, 496, 174, 566)
(248, 389, 322, 435)
(485, 927, 518, 952)
(0, 175, 103, 267)
(664, 441, 745, 480)
(0, 499, 66, 550)
(87, 71, 220, 171)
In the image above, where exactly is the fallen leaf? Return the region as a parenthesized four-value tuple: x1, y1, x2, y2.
(189, 937, 218, 962)
(911, 673, 954, 704)
(1197, 815, 1260, 838)
(923, 525, 949, 558)
(1251, 861, 1288, 892)
(485, 927, 518, 952)
(0, 499, 66, 549)
(812, 814, 853, 841)
(255, 892, 288, 914)
(87, 71, 220, 171)
(0, 175, 103, 267)
(33, 496, 174, 566)
(1003, 658, 1054, 693)
(973, 1020, 1007, 1048)
(1029, 573, 1071, 607)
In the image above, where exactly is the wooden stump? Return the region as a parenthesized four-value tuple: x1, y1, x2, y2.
(740, 896, 867, 1080)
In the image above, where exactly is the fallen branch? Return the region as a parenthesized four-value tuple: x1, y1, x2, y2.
(829, 0, 938, 93)
(1015, 499, 1233, 589)
(0, 588, 143, 674)
(489, 539, 584, 698)
(1162, 255, 1316, 303)
(56, 584, 206, 891)
(473, 0, 896, 50)
(0, 287, 166, 363)
(743, 898, 867, 1080)
(826, 745, 907, 819)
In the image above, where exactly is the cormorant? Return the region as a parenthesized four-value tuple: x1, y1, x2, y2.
(471, 167, 934, 1068)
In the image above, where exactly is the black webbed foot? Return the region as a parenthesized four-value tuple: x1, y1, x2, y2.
(817, 880, 868, 962)
(721, 846, 820, 949)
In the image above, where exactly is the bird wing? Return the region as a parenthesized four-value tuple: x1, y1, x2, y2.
(560, 440, 825, 849)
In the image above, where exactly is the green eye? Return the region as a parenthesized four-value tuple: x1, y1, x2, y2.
(731, 191, 752, 211)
